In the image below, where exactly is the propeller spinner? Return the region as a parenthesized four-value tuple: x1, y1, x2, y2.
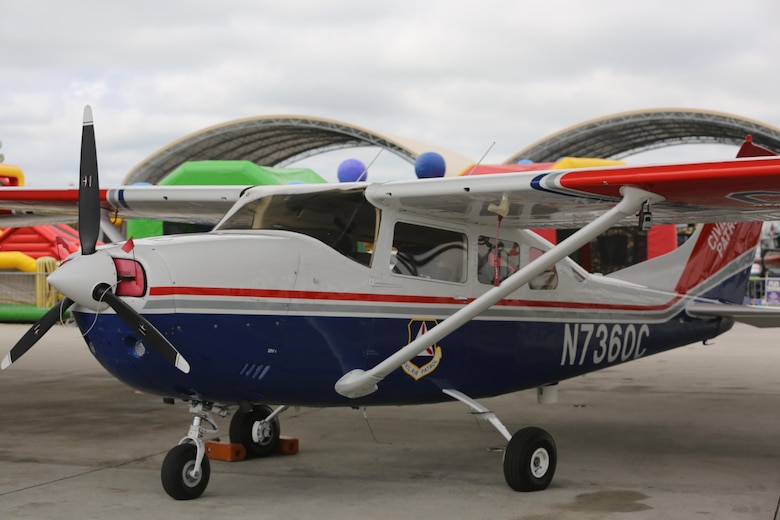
(1, 106, 190, 373)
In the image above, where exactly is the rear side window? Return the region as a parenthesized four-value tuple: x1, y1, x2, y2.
(478, 237, 520, 285)
(478, 237, 558, 289)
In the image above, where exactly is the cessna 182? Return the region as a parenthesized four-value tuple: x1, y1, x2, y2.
(3, 106, 780, 500)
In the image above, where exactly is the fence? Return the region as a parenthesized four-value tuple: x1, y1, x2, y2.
(0, 257, 60, 321)
(745, 277, 780, 305)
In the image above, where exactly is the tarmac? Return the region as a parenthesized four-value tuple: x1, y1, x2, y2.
(0, 321, 778, 519)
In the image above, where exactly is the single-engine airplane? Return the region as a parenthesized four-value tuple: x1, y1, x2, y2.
(3, 106, 780, 500)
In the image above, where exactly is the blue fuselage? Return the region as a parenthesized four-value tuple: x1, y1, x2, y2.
(75, 306, 731, 407)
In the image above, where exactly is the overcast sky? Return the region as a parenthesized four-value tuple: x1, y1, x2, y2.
(2, 0, 779, 186)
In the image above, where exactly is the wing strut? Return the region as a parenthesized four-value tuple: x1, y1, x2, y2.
(335, 186, 664, 398)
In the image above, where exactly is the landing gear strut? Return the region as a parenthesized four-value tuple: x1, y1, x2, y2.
(443, 389, 557, 492)
(161, 401, 225, 500)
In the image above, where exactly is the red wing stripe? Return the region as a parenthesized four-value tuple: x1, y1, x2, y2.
(556, 157, 780, 205)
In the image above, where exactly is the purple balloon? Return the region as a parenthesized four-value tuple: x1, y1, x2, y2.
(338, 158, 367, 182)
(415, 152, 446, 178)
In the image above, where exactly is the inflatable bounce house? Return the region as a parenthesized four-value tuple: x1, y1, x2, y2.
(0, 164, 82, 321)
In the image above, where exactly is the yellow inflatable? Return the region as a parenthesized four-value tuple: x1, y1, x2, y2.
(0, 251, 37, 272)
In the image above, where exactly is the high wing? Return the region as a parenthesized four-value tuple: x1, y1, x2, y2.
(363, 154, 780, 228)
(0, 185, 250, 227)
(3, 146, 780, 229)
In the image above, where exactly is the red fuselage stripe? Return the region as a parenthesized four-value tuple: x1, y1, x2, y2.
(149, 286, 679, 311)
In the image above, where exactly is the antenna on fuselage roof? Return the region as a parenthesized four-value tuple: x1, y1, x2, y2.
(356, 148, 383, 182)
(464, 141, 496, 176)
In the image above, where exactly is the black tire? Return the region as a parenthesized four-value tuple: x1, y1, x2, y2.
(161, 444, 210, 500)
(503, 426, 556, 492)
(229, 404, 280, 458)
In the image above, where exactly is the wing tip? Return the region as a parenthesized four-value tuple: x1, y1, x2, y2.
(1, 353, 12, 370)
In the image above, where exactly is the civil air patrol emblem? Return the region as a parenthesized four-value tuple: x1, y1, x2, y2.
(402, 319, 442, 380)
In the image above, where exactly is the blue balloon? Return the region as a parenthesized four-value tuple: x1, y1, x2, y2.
(338, 158, 367, 182)
(415, 152, 446, 178)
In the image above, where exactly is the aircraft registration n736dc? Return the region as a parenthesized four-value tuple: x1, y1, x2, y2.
(3, 106, 780, 499)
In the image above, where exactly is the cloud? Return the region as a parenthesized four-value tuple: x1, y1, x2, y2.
(1, 0, 779, 186)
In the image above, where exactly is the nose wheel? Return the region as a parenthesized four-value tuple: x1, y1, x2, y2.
(161, 401, 224, 500)
(161, 444, 211, 500)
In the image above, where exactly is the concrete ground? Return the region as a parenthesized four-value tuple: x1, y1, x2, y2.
(0, 321, 778, 519)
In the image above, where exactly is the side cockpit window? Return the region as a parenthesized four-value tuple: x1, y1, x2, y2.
(216, 187, 379, 267)
(391, 222, 467, 283)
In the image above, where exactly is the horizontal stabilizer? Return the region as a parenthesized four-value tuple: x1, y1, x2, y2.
(687, 302, 780, 328)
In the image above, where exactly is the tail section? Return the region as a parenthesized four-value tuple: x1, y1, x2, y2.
(673, 221, 760, 303)
(608, 218, 760, 303)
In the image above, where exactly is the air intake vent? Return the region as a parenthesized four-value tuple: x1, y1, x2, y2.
(240, 363, 270, 380)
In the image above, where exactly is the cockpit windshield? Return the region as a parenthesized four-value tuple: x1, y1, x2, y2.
(215, 187, 379, 266)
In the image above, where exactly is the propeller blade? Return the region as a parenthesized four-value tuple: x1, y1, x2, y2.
(1, 298, 74, 370)
(93, 283, 190, 374)
(78, 105, 100, 255)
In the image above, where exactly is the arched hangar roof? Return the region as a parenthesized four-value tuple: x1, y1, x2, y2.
(126, 109, 780, 185)
(506, 108, 780, 163)
(124, 115, 474, 185)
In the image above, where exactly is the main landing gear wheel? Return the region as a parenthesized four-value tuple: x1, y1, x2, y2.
(229, 404, 280, 458)
(503, 427, 557, 492)
(161, 444, 211, 500)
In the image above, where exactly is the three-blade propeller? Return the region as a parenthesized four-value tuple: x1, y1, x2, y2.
(0, 297, 74, 369)
(78, 106, 100, 256)
(1, 106, 190, 373)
